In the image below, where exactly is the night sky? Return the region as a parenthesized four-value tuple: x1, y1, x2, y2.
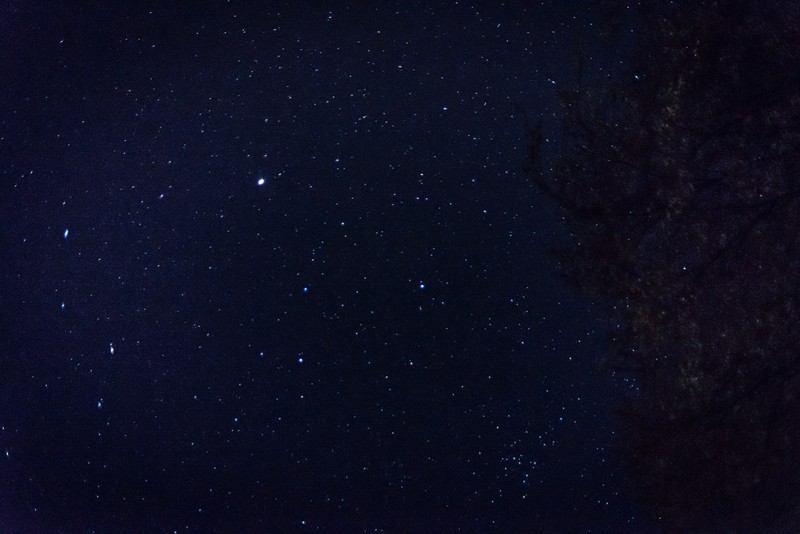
(1, 2, 649, 532)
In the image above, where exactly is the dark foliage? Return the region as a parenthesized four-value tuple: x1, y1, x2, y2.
(530, 1, 800, 530)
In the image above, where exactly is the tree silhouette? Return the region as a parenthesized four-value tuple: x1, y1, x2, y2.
(530, 1, 800, 530)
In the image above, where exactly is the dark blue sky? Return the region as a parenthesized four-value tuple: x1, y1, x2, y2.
(1, 2, 650, 531)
